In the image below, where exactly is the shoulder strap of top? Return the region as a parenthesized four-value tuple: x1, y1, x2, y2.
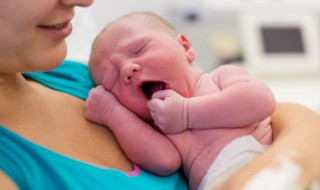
(23, 60, 95, 100)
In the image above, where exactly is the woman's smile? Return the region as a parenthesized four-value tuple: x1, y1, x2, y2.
(38, 20, 73, 39)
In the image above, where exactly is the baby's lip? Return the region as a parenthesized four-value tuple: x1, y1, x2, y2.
(140, 81, 167, 100)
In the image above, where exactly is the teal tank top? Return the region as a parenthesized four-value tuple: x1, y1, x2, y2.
(0, 60, 188, 190)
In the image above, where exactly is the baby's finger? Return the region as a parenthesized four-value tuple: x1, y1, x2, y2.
(147, 98, 164, 110)
(88, 87, 97, 96)
(151, 89, 175, 100)
(96, 85, 108, 92)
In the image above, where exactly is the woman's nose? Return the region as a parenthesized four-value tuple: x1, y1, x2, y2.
(121, 62, 142, 84)
(60, 0, 94, 7)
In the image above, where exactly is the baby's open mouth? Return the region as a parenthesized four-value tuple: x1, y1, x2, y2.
(141, 82, 166, 99)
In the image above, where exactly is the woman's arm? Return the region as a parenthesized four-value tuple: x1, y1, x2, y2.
(213, 102, 320, 190)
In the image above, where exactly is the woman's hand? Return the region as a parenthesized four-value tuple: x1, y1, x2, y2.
(211, 103, 320, 190)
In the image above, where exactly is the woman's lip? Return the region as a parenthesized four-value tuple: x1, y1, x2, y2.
(38, 21, 73, 39)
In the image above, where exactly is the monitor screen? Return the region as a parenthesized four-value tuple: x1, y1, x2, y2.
(240, 13, 320, 75)
(260, 27, 305, 54)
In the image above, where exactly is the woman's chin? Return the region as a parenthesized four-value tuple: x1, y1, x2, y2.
(41, 44, 67, 71)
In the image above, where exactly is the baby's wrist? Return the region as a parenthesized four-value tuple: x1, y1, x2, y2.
(183, 98, 189, 130)
(102, 102, 122, 125)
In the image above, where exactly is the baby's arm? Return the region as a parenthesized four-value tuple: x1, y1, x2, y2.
(188, 64, 276, 130)
(85, 86, 181, 176)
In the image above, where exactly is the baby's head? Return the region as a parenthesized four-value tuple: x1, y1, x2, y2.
(89, 12, 179, 85)
(88, 12, 198, 121)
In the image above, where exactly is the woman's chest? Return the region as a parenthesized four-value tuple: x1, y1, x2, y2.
(3, 85, 132, 171)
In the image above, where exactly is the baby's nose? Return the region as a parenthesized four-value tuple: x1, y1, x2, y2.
(122, 63, 141, 84)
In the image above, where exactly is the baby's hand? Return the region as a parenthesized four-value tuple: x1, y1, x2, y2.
(147, 89, 188, 134)
(85, 85, 119, 126)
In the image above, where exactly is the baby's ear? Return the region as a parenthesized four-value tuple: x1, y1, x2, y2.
(177, 34, 196, 64)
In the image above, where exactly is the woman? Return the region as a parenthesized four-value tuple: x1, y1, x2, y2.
(0, 0, 319, 190)
(0, 1, 186, 189)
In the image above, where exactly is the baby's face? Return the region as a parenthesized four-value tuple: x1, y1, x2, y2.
(95, 17, 193, 121)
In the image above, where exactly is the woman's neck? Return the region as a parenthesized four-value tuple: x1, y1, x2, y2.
(0, 73, 29, 92)
(0, 72, 47, 130)
(0, 72, 38, 108)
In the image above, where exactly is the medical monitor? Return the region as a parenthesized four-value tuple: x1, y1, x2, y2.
(240, 12, 320, 75)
